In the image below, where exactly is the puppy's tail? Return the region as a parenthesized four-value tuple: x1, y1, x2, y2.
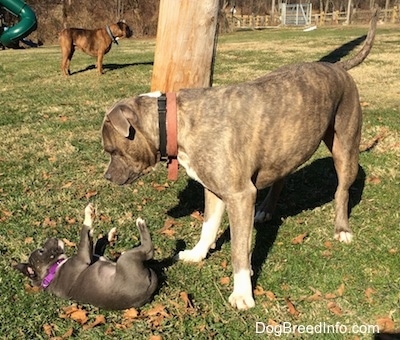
(339, 7, 379, 71)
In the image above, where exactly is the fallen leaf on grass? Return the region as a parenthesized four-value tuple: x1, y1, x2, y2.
(180, 291, 195, 310)
(143, 304, 171, 328)
(367, 176, 381, 185)
(123, 308, 139, 321)
(159, 219, 178, 238)
(190, 210, 204, 222)
(152, 182, 169, 191)
(376, 317, 395, 333)
(149, 336, 162, 340)
(61, 181, 73, 189)
(285, 298, 300, 317)
(24, 283, 40, 294)
(63, 238, 76, 248)
(220, 276, 230, 285)
(305, 291, 322, 302)
(325, 293, 336, 299)
(291, 232, 309, 245)
(327, 301, 343, 315)
(43, 217, 57, 228)
(365, 287, 376, 303)
(83, 315, 106, 330)
(24, 237, 34, 244)
(337, 283, 345, 297)
(60, 305, 88, 325)
(85, 190, 98, 199)
(43, 324, 53, 337)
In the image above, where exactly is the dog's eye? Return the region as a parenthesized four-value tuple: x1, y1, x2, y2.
(38, 249, 44, 255)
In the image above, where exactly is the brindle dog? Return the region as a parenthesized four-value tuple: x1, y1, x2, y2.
(59, 22, 132, 76)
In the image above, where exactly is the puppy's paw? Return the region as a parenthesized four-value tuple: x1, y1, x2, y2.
(84, 203, 96, 227)
(334, 231, 353, 244)
(108, 227, 117, 243)
(228, 292, 255, 310)
(135, 217, 148, 232)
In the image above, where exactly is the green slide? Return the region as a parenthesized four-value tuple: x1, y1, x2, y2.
(0, 0, 37, 47)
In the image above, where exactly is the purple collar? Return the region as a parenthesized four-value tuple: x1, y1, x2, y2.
(41, 259, 65, 289)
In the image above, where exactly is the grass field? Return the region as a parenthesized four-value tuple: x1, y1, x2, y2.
(0, 24, 399, 339)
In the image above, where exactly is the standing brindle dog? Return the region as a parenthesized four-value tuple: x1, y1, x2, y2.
(59, 22, 132, 76)
(101, 11, 378, 310)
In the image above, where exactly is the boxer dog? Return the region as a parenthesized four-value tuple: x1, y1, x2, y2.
(14, 204, 157, 310)
(59, 21, 132, 76)
(101, 10, 378, 310)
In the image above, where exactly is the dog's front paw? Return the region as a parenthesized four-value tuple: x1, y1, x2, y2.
(84, 203, 96, 227)
(228, 292, 255, 310)
(334, 231, 353, 243)
(176, 245, 208, 263)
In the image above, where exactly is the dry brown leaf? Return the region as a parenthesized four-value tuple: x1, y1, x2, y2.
(254, 285, 266, 296)
(325, 293, 336, 299)
(324, 241, 333, 249)
(70, 309, 88, 325)
(337, 283, 345, 297)
(62, 238, 76, 248)
(24, 283, 40, 294)
(85, 190, 98, 199)
(123, 308, 139, 320)
(268, 319, 279, 326)
(367, 176, 381, 185)
(62, 328, 74, 338)
(266, 291, 276, 301)
(291, 232, 309, 245)
(220, 276, 230, 285)
(220, 259, 228, 269)
(43, 324, 53, 337)
(59, 115, 68, 122)
(43, 217, 57, 228)
(24, 237, 34, 244)
(388, 248, 398, 254)
(83, 315, 106, 330)
(152, 182, 169, 191)
(327, 301, 343, 315)
(180, 291, 195, 310)
(376, 317, 395, 332)
(365, 287, 376, 303)
(285, 298, 300, 317)
(159, 219, 177, 238)
(146, 304, 169, 317)
(65, 216, 76, 225)
(190, 210, 204, 222)
(61, 181, 73, 189)
(149, 336, 162, 340)
(306, 291, 322, 302)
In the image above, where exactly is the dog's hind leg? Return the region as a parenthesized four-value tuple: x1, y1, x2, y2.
(178, 188, 226, 262)
(254, 179, 285, 223)
(61, 44, 74, 76)
(324, 114, 361, 243)
(92, 227, 117, 263)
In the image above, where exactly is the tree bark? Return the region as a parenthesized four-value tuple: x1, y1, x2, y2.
(151, 0, 219, 92)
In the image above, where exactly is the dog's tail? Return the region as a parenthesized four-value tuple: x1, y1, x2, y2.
(338, 7, 379, 71)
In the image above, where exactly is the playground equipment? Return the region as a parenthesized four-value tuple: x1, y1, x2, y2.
(0, 0, 37, 47)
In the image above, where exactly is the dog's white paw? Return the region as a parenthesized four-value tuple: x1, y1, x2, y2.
(334, 231, 353, 243)
(176, 246, 208, 262)
(108, 227, 117, 242)
(84, 203, 96, 227)
(228, 292, 255, 310)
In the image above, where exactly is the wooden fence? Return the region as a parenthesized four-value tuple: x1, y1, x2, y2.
(229, 7, 399, 29)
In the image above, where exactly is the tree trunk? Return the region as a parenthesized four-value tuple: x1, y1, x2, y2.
(151, 0, 219, 92)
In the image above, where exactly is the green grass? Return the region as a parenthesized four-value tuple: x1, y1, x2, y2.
(1, 26, 399, 339)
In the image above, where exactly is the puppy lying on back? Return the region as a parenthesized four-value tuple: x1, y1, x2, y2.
(14, 204, 158, 310)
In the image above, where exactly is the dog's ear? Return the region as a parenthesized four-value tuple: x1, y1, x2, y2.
(13, 263, 37, 279)
(107, 105, 137, 138)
